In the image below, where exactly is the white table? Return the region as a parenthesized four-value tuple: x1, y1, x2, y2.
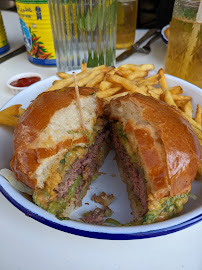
(0, 10, 202, 270)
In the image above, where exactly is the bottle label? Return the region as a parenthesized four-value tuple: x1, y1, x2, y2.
(0, 12, 9, 55)
(16, 1, 56, 66)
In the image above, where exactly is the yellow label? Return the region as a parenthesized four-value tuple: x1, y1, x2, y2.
(0, 12, 8, 48)
(16, 2, 56, 61)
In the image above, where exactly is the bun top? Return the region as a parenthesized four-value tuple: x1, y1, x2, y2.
(110, 93, 200, 199)
(11, 87, 101, 189)
(13, 87, 98, 151)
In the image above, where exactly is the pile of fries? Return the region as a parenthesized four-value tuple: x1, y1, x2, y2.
(50, 63, 202, 147)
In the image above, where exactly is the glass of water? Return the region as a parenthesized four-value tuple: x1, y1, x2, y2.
(48, 0, 117, 71)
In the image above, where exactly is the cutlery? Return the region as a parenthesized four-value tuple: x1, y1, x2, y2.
(134, 31, 161, 54)
(0, 45, 26, 64)
(116, 29, 158, 62)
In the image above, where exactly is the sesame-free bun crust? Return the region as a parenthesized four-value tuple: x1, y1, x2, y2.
(10, 87, 99, 189)
(110, 93, 200, 200)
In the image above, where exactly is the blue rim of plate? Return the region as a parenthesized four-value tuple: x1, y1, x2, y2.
(1, 183, 202, 240)
(161, 25, 169, 44)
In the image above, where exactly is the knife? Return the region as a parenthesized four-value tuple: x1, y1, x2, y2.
(116, 29, 158, 62)
(0, 45, 26, 64)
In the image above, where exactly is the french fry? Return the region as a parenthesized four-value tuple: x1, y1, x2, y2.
(125, 71, 148, 81)
(18, 107, 26, 116)
(147, 86, 163, 95)
(137, 74, 160, 86)
(96, 87, 122, 98)
(119, 64, 154, 71)
(0, 114, 18, 127)
(175, 100, 189, 108)
(94, 83, 101, 89)
(81, 63, 87, 72)
(165, 86, 183, 95)
(115, 69, 147, 80)
(138, 86, 149, 95)
(192, 126, 202, 141)
(195, 104, 202, 125)
(114, 70, 124, 77)
(108, 68, 116, 75)
(104, 92, 128, 102)
(89, 65, 107, 71)
(116, 69, 132, 78)
(182, 101, 193, 118)
(181, 112, 202, 130)
(172, 95, 191, 102)
(86, 72, 105, 87)
(52, 80, 60, 85)
(158, 68, 168, 90)
(148, 90, 160, 100)
(106, 74, 140, 93)
(69, 70, 103, 87)
(56, 72, 72, 79)
(164, 90, 178, 108)
(100, 81, 113, 91)
(0, 105, 22, 116)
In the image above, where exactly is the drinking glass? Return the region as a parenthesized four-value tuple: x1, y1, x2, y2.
(116, 0, 138, 49)
(165, 0, 202, 88)
(48, 0, 117, 71)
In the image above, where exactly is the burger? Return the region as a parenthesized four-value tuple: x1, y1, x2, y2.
(109, 93, 200, 224)
(10, 87, 110, 219)
(9, 87, 200, 224)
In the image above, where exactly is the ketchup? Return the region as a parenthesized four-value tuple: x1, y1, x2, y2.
(10, 76, 41, 87)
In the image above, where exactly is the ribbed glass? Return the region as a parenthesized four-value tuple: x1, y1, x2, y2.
(48, 0, 117, 71)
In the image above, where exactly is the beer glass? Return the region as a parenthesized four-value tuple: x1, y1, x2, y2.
(165, 0, 202, 88)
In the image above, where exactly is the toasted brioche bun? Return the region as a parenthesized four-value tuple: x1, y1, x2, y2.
(11, 87, 103, 189)
(110, 93, 200, 200)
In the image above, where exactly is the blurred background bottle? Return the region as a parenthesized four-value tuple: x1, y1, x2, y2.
(165, 0, 202, 88)
(116, 0, 138, 49)
(0, 10, 9, 55)
(15, 0, 56, 66)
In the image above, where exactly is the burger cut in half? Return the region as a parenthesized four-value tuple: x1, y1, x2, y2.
(10, 87, 110, 219)
(109, 93, 200, 225)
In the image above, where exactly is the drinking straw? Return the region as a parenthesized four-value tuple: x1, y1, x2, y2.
(181, 1, 202, 79)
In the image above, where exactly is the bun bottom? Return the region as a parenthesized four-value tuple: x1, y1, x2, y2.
(116, 154, 189, 225)
(111, 124, 190, 225)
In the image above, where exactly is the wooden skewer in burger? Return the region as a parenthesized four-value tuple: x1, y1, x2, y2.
(72, 72, 86, 130)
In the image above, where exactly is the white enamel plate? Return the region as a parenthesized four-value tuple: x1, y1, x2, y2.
(0, 73, 202, 240)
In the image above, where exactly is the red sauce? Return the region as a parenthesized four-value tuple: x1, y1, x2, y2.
(10, 76, 41, 87)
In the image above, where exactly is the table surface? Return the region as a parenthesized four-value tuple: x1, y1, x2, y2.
(0, 10, 202, 270)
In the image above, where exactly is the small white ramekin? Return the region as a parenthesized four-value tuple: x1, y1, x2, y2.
(7, 72, 43, 95)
